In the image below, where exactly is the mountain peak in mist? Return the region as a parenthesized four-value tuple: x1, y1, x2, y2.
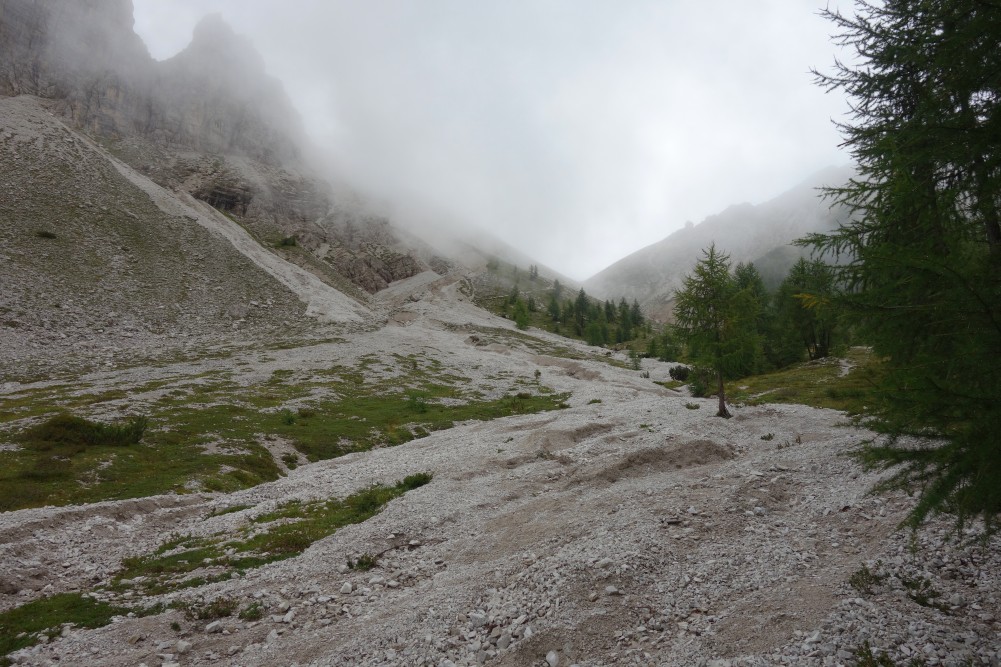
(178, 12, 268, 78)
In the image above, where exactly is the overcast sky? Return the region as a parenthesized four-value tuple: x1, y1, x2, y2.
(132, 1, 850, 281)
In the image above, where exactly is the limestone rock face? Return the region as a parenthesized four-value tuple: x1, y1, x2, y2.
(0, 0, 155, 138)
(0, 1, 301, 165)
(0, 0, 430, 294)
(152, 13, 306, 165)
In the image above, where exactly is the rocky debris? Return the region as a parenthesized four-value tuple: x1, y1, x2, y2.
(0, 8, 998, 662)
(1, 307, 998, 666)
(0, 95, 378, 380)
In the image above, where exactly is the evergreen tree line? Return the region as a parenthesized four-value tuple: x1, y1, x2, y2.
(505, 279, 650, 346)
(667, 250, 840, 379)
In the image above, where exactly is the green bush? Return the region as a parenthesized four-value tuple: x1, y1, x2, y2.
(348, 553, 378, 571)
(668, 365, 690, 382)
(399, 472, 432, 490)
(238, 601, 264, 621)
(178, 596, 238, 620)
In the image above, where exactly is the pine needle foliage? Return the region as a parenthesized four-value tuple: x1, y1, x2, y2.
(674, 244, 762, 418)
(805, 0, 1001, 534)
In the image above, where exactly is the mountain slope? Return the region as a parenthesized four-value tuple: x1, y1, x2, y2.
(584, 166, 853, 321)
(0, 95, 370, 381)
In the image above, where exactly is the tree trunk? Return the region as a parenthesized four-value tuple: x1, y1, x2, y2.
(716, 370, 731, 418)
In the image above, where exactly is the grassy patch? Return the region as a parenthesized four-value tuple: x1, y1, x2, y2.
(112, 473, 433, 596)
(19, 413, 148, 451)
(0, 410, 282, 512)
(653, 380, 684, 390)
(0, 593, 131, 659)
(726, 348, 882, 413)
(1, 352, 567, 510)
(207, 504, 252, 518)
(274, 384, 569, 462)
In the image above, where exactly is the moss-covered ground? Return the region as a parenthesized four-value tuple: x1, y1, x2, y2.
(726, 347, 883, 414)
(0, 353, 568, 511)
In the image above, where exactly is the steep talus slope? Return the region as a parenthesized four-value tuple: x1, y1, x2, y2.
(0, 95, 362, 381)
(584, 166, 853, 321)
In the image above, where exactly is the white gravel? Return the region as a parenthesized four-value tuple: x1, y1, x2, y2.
(2, 289, 999, 667)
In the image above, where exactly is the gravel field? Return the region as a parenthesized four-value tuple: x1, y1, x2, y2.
(2, 296, 999, 666)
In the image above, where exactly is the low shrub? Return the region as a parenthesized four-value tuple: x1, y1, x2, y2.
(406, 392, 429, 413)
(668, 365, 690, 382)
(399, 472, 433, 490)
(687, 366, 715, 398)
(238, 601, 264, 621)
(348, 553, 378, 571)
(848, 563, 886, 594)
(178, 596, 238, 620)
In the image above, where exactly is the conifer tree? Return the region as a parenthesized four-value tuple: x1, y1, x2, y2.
(808, 0, 1001, 531)
(674, 244, 760, 418)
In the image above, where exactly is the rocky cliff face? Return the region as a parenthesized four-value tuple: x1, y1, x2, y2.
(0, 0, 431, 294)
(0, 0, 298, 165)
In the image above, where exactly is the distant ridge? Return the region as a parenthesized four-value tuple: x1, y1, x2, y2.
(583, 165, 853, 322)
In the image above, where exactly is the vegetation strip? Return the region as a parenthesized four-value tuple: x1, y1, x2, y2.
(0, 473, 432, 661)
(113, 472, 433, 595)
(0, 354, 568, 511)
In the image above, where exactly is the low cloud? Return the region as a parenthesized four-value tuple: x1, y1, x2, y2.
(133, 0, 849, 280)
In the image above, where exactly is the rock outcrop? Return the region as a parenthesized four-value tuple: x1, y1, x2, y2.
(0, 0, 430, 295)
(0, 0, 299, 165)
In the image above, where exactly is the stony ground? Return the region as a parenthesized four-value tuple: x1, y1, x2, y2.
(2, 93, 999, 667)
(2, 283, 999, 666)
